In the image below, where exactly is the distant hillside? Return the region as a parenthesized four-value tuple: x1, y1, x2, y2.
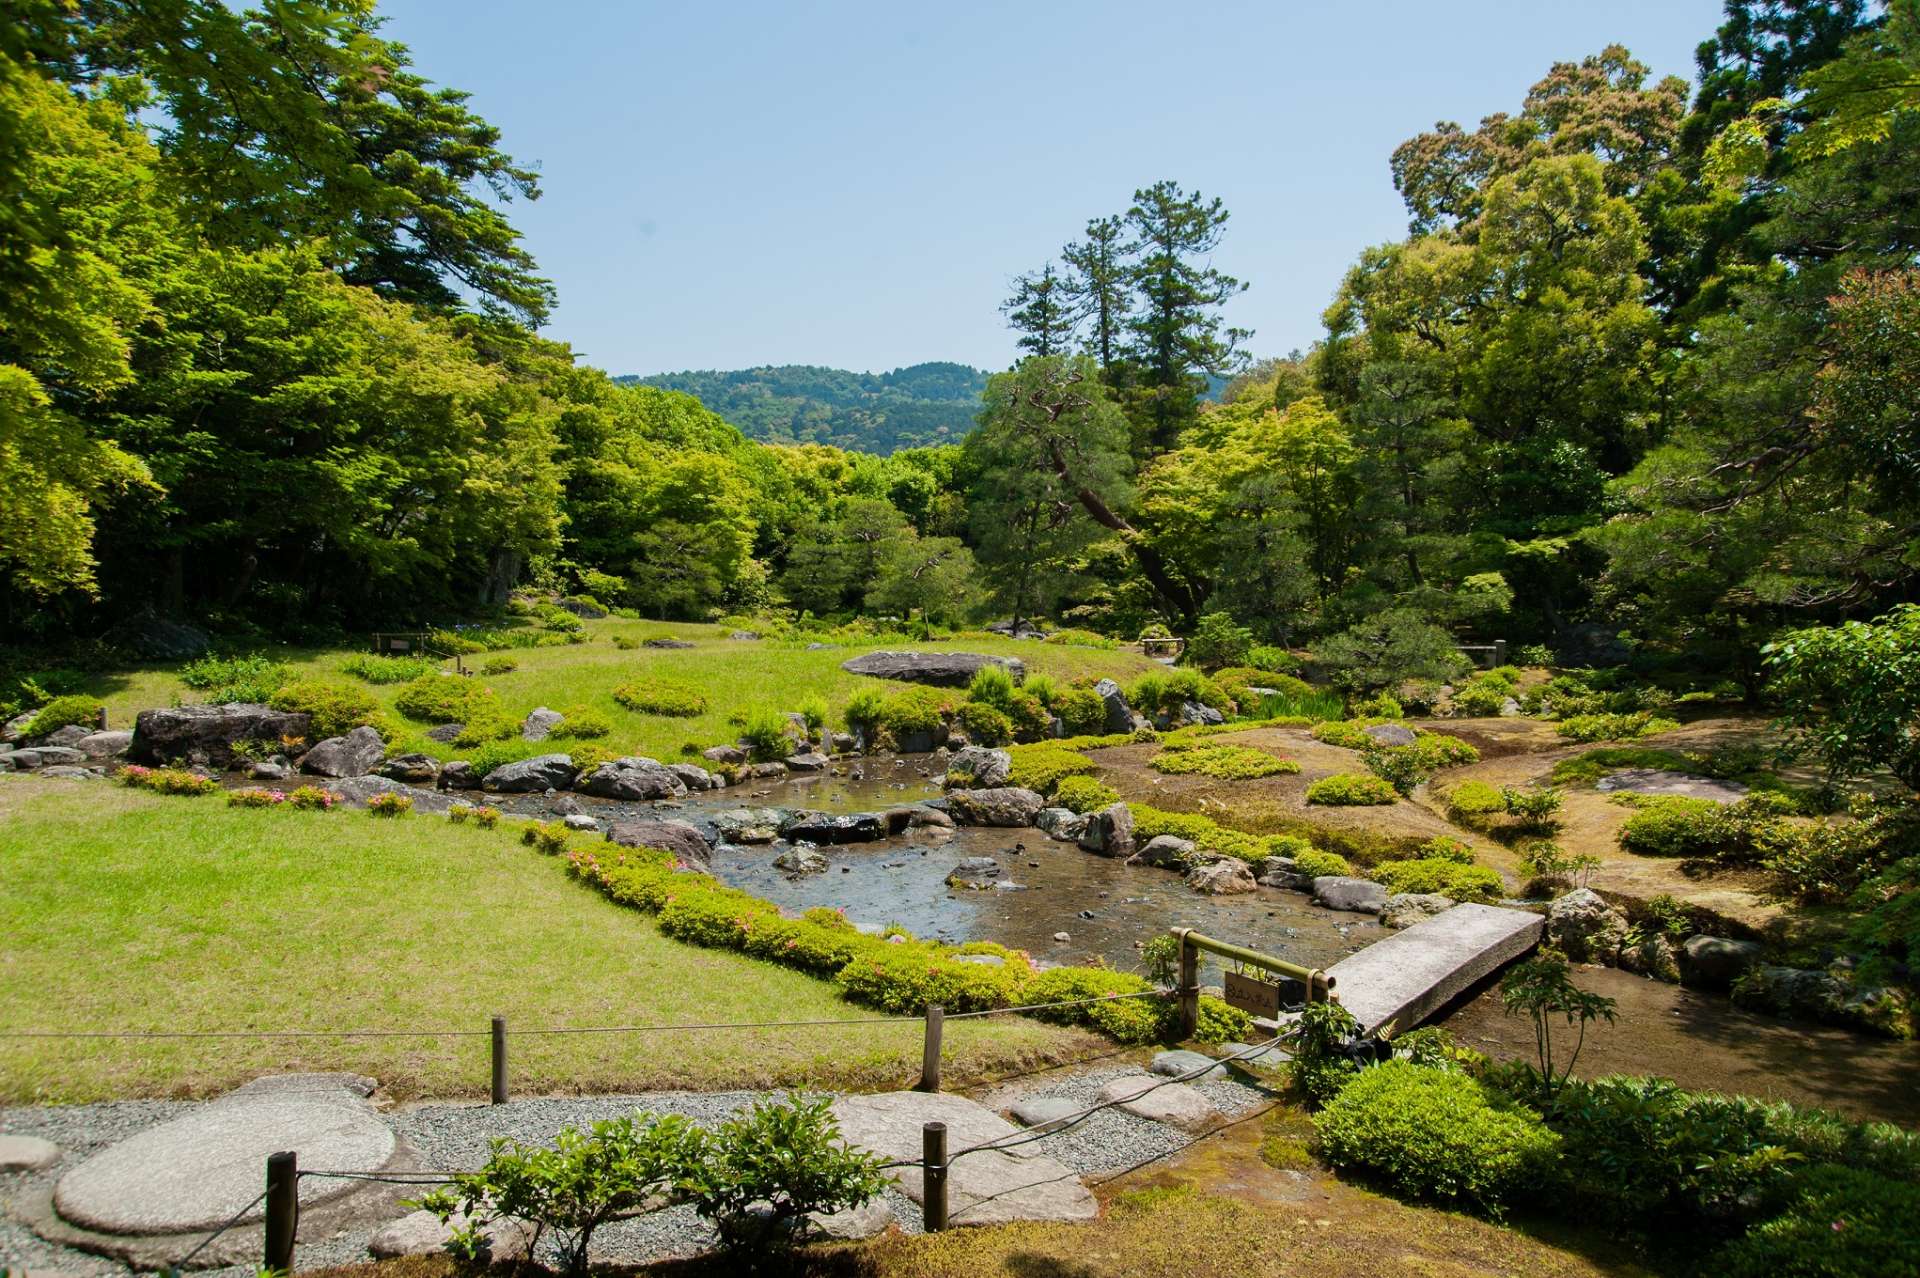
(617, 362, 989, 454)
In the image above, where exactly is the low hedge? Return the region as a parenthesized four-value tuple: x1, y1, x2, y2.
(1294, 849, 1352, 878)
(612, 679, 707, 717)
(1445, 779, 1506, 817)
(269, 679, 390, 741)
(1716, 1166, 1920, 1278)
(1369, 858, 1504, 903)
(1053, 775, 1119, 813)
(1305, 773, 1399, 806)
(567, 846, 1252, 1045)
(1149, 743, 1300, 780)
(1313, 1060, 1560, 1213)
(1557, 711, 1681, 743)
(1310, 720, 1374, 750)
(393, 675, 496, 725)
(1618, 796, 1727, 857)
(1005, 744, 1097, 795)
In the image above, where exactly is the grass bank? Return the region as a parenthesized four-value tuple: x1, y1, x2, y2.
(71, 620, 1162, 764)
(0, 778, 1095, 1103)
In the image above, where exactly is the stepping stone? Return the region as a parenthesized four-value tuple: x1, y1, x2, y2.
(54, 1073, 396, 1234)
(1596, 768, 1748, 802)
(1150, 1049, 1225, 1080)
(1096, 1075, 1221, 1132)
(0, 1134, 61, 1173)
(831, 1091, 1095, 1226)
(1008, 1096, 1081, 1131)
(369, 1207, 531, 1260)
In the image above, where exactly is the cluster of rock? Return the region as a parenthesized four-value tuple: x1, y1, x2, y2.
(0, 711, 134, 779)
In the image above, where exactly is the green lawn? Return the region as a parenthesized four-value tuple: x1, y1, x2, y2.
(77, 619, 1162, 764)
(0, 778, 1096, 1103)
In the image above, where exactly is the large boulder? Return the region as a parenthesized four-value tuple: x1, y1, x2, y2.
(575, 756, 687, 801)
(668, 762, 721, 791)
(482, 753, 578, 793)
(376, 753, 440, 785)
(774, 845, 828, 876)
(1618, 932, 1681, 983)
(300, 726, 386, 778)
(780, 810, 888, 844)
(841, 650, 1025, 688)
(1094, 679, 1134, 734)
(702, 745, 748, 766)
(711, 807, 787, 843)
(1681, 935, 1766, 990)
(438, 761, 480, 790)
(1134, 835, 1195, 868)
(608, 818, 712, 865)
(1185, 858, 1256, 895)
(1313, 876, 1388, 914)
(785, 751, 830, 772)
(946, 746, 1013, 789)
(947, 787, 1046, 827)
(1175, 701, 1225, 727)
(1034, 807, 1087, 841)
(129, 703, 312, 769)
(1076, 802, 1135, 857)
(1363, 723, 1417, 748)
(1547, 888, 1628, 962)
(43, 723, 92, 747)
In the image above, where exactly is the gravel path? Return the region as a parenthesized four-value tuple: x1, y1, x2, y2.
(1, 1067, 1272, 1275)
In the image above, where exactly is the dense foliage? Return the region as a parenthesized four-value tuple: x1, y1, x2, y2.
(624, 363, 988, 454)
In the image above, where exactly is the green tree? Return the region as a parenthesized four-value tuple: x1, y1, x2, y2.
(1001, 261, 1077, 357)
(1122, 180, 1249, 450)
(866, 534, 979, 623)
(1061, 214, 1132, 372)
(1765, 605, 1920, 791)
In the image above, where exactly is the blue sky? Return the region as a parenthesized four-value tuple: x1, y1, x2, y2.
(380, 0, 1727, 377)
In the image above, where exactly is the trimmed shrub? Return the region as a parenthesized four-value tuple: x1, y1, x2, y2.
(1052, 686, 1107, 735)
(1557, 712, 1681, 743)
(1449, 681, 1509, 717)
(613, 679, 707, 717)
(339, 653, 438, 684)
(956, 700, 1013, 746)
(1043, 628, 1117, 649)
(1128, 668, 1230, 717)
(267, 680, 387, 740)
(394, 675, 494, 725)
(1717, 1166, 1920, 1278)
(1417, 836, 1475, 864)
(227, 787, 287, 807)
(1005, 744, 1096, 795)
(877, 686, 954, 738)
(1247, 644, 1300, 673)
(1351, 692, 1402, 719)
(1053, 775, 1119, 813)
(520, 821, 576, 856)
(118, 765, 219, 796)
(479, 656, 519, 676)
(835, 942, 1033, 1015)
(1185, 611, 1254, 670)
(842, 689, 886, 735)
(966, 664, 1017, 709)
(1619, 796, 1728, 857)
(471, 805, 501, 829)
(1005, 691, 1051, 742)
(1294, 849, 1353, 878)
(1500, 785, 1564, 835)
(25, 694, 102, 738)
(452, 711, 518, 748)
(366, 792, 412, 817)
(1370, 859, 1505, 903)
(739, 710, 794, 762)
(287, 785, 341, 810)
(1310, 720, 1373, 750)
(465, 739, 539, 777)
(1445, 779, 1506, 818)
(1306, 774, 1399, 806)
(550, 706, 613, 740)
(1150, 743, 1300, 780)
(1314, 1061, 1560, 1213)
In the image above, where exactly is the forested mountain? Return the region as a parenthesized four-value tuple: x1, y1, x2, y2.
(618, 363, 989, 453)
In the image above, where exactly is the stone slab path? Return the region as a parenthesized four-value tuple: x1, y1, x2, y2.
(1327, 902, 1544, 1033)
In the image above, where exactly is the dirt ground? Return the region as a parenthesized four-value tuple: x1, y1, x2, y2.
(1090, 717, 1799, 936)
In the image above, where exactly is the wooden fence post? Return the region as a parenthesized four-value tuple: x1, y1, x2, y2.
(918, 1004, 944, 1093)
(922, 1121, 949, 1232)
(264, 1150, 297, 1274)
(1175, 928, 1199, 1040)
(490, 1015, 508, 1104)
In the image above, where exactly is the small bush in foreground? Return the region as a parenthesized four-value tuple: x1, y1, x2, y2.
(1313, 1061, 1559, 1213)
(1306, 773, 1398, 806)
(1714, 1165, 1920, 1278)
(1004, 744, 1095, 794)
(394, 674, 495, 724)
(287, 785, 341, 810)
(1618, 796, 1727, 857)
(480, 655, 520, 675)
(1557, 711, 1680, 743)
(739, 710, 795, 762)
(1294, 849, 1352, 879)
(366, 792, 412, 817)
(118, 765, 219, 796)
(226, 787, 287, 807)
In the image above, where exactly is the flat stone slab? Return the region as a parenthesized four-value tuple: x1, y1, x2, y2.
(1150, 1049, 1225, 1081)
(1595, 768, 1749, 802)
(1327, 902, 1543, 1034)
(1218, 1041, 1291, 1077)
(55, 1073, 396, 1234)
(1096, 1076, 1220, 1131)
(0, 1134, 61, 1172)
(368, 1208, 530, 1260)
(831, 1091, 1095, 1226)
